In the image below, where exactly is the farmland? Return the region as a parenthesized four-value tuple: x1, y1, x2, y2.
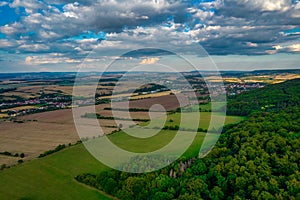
(0, 80, 244, 198)
(146, 112, 243, 131)
(0, 71, 298, 199)
(0, 144, 112, 200)
(0, 98, 243, 167)
(0, 103, 149, 166)
(0, 133, 204, 199)
(0, 110, 244, 199)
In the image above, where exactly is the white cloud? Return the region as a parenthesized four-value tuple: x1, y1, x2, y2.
(25, 55, 81, 65)
(260, 0, 290, 11)
(0, 23, 24, 35)
(19, 43, 50, 52)
(288, 44, 300, 52)
(1, 0, 187, 43)
(0, 39, 19, 48)
(273, 45, 283, 50)
(140, 57, 160, 65)
(222, 0, 291, 12)
(10, 0, 45, 14)
(246, 42, 258, 47)
(0, 1, 8, 7)
(0, 0, 299, 61)
(266, 43, 300, 54)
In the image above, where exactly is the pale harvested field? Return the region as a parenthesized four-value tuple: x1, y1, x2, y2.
(45, 85, 95, 95)
(1, 105, 111, 166)
(17, 86, 43, 93)
(2, 97, 16, 101)
(223, 74, 300, 84)
(0, 114, 8, 118)
(2, 91, 38, 99)
(274, 74, 300, 80)
(1, 105, 37, 112)
(0, 121, 78, 165)
(21, 108, 77, 124)
(0, 96, 184, 166)
(0, 155, 20, 166)
(224, 78, 242, 83)
(45, 85, 120, 96)
(0, 119, 117, 166)
(98, 94, 125, 99)
(130, 91, 175, 100)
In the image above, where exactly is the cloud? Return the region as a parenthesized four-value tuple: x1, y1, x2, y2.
(0, 0, 299, 68)
(19, 43, 50, 52)
(0, 39, 19, 48)
(185, 0, 300, 55)
(25, 54, 82, 65)
(266, 43, 300, 54)
(10, 0, 46, 14)
(140, 57, 160, 65)
(0, 1, 8, 7)
(246, 42, 258, 47)
(1, 0, 188, 39)
(289, 43, 300, 52)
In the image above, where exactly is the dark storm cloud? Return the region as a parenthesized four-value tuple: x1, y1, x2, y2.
(190, 0, 300, 55)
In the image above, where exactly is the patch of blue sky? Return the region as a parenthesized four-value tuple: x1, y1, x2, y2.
(0, 32, 6, 39)
(19, 31, 35, 38)
(161, 16, 174, 28)
(66, 31, 107, 41)
(50, 4, 64, 12)
(184, 23, 191, 32)
(186, 12, 192, 20)
(190, 0, 215, 6)
(283, 28, 300, 35)
(209, 7, 217, 12)
(0, 4, 21, 26)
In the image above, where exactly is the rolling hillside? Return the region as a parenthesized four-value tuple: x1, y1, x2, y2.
(227, 79, 300, 116)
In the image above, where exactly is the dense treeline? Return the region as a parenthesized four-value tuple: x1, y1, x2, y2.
(104, 107, 150, 112)
(76, 80, 300, 199)
(0, 88, 17, 94)
(38, 144, 66, 158)
(0, 151, 25, 158)
(135, 84, 169, 93)
(227, 79, 300, 116)
(147, 125, 207, 133)
(82, 113, 149, 122)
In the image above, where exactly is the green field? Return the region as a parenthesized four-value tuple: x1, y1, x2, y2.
(181, 102, 226, 112)
(0, 145, 113, 200)
(146, 111, 243, 131)
(0, 132, 207, 199)
(0, 132, 215, 200)
(0, 111, 244, 199)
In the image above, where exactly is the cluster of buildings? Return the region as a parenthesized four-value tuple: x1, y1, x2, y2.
(0, 96, 72, 118)
(225, 83, 264, 96)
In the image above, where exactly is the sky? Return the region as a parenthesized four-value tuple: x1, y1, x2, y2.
(0, 0, 299, 72)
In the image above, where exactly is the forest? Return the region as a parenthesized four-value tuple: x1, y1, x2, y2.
(76, 79, 300, 200)
(227, 79, 300, 116)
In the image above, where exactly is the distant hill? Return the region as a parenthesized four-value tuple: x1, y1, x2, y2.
(221, 69, 300, 77)
(227, 78, 300, 116)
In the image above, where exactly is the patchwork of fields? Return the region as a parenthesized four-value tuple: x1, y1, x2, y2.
(0, 75, 249, 199)
(0, 104, 244, 199)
